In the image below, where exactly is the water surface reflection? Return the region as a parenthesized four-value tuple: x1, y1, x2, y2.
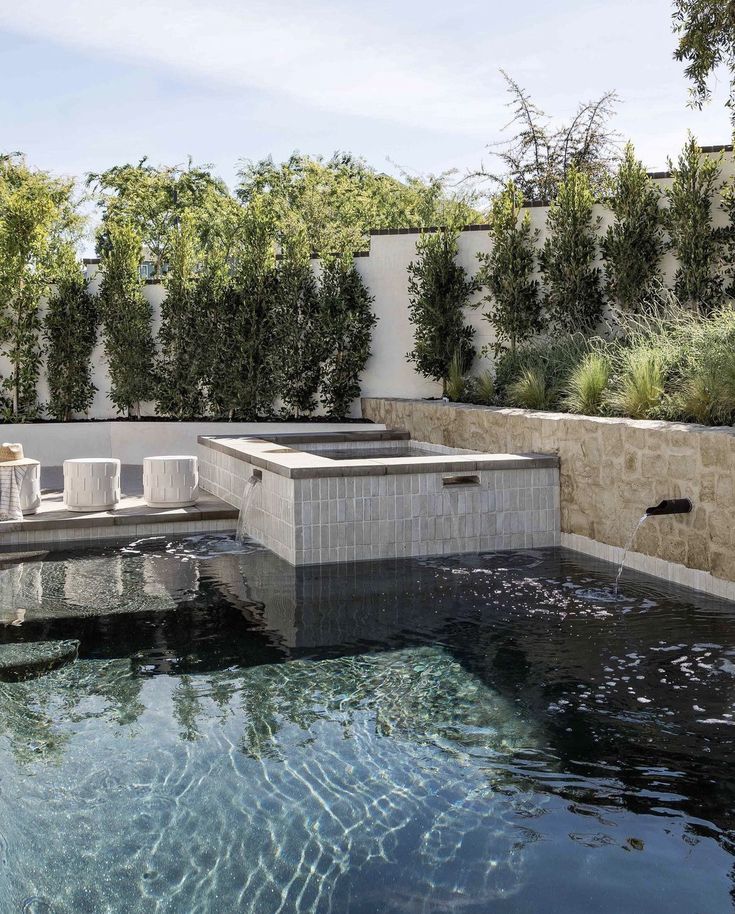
(0, 537, 734, 913)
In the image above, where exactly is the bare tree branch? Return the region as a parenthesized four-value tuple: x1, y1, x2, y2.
(467, 72, 621, 204)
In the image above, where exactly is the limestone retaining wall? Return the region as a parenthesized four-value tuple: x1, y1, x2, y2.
(362, 397, 735, 600)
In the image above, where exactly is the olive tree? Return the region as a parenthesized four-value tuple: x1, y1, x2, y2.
(98, 219, 156, 416)
(540, 167, 603, 334)
(406, 227, 478, 393)
(666, 134, 722, 313)
(0, 154, 80, 418)
(601, 143, 666, 312)
(477, 181, 541, 353)
(673, 0, 735, 123)
(319, 256, 377, 417)
(44, 266, 98, 420)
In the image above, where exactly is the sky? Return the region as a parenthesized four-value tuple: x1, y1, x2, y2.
(0, 0, 732, 200)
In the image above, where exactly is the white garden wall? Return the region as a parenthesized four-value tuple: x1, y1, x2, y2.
(358, 147, 735, 402)
(3, 147, 733, 421)
(0, 421, 381, 468)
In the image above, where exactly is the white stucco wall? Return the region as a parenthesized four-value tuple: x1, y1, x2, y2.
(0, 420, 382, 468)
(357, 149, 735, 402)
(2, 148, 733, 420)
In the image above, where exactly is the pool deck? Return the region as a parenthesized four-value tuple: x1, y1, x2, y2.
(0, 465, 238, 550)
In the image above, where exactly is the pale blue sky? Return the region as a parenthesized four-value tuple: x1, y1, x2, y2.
(1, 0, 731, 194)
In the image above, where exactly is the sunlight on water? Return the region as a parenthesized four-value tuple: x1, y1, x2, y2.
(0, 538, 734, 913)
(0, 647, 543, 913)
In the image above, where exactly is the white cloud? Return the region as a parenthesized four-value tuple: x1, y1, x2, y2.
(3, 0, 732, 182)
(0, 0, 504, 135)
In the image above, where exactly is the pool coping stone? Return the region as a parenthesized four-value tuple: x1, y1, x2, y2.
(198, 433, 559, 479)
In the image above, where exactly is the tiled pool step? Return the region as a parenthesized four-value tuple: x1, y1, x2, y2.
(0, 464, 237, 550)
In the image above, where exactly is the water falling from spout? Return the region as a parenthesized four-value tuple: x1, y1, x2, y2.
(614, 514, 648, 594)
(236, 474, 261, 543)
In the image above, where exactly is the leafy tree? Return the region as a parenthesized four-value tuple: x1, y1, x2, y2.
(407, 227, 479, 393)
(666, 134, 722, 313)
(719, 180, 735, 297)
(98, 220, 156, 416)
(601, 143, 666, 312)
(156, 210, 205, 418)
(88, 158, 230, 278)
(476, 181, 541, 353)
(203, 195, 279, 419)
(0, 154, 80, 418)
(319, 256, 377, 417)
(672, 0, 735, 122)
(540, 167, 604, 333)
(237, 152, 481, 255)
(471, 71, 620, 203)
(44, 266, 98, 420)
(272, 220, 323, 416)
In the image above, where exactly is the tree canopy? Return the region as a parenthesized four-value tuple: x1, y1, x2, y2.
(673, 0, 735, 122)
(0, 154, 81, 417)
(88, 158, 231, 277)
(237, 152, 482, 255)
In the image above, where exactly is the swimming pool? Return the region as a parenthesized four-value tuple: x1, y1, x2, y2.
(1, 535, 734, 913)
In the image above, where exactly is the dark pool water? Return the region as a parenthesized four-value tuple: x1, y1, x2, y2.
(1, 536, 734, 914)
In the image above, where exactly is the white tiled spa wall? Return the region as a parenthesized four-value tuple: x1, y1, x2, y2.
(292, 467, 559, 565)
(199, 442, 560, 566)
(199, 446, 296, 563)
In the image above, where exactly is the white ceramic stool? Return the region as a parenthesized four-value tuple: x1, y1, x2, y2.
(20, 460, 41, 515)
(143, 456, 198, 508)
(63, 458, 121, 512)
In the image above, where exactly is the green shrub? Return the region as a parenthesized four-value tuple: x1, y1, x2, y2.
(319, 256, 377, 418)
(507, 367, 550, 410)
(563, 352, 610, 415)
(496, 297, 735, 427)
(156, 210, 205, 418)
(467, 370, 496, 405)
(98, 219, 156, 417)
(608, 347, 665, 419)
(495, 332, 593, 409)
(675, 363, 722, 424)
(0, 156, 80, 419)
(272, 225, 323, 417)
(477, 180, 541, 353)
(601, 143, 665, 312)
(664, 307, 735, 424)
(445, 350, 467, 402)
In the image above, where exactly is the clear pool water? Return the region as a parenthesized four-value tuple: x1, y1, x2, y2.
(1, 536, 734, 913)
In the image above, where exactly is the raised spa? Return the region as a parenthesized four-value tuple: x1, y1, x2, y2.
(198, 430, 560, 565)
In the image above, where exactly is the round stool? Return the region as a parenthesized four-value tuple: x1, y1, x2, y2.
(143, 456, 198, 508)
(19, 460, 41, 515)
(63, 458, 121, 512)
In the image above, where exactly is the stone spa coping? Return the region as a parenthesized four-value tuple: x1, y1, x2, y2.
(198, 430, 560, 479)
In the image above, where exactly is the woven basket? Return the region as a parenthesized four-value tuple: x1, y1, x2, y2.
(0, 443, 24, 464)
